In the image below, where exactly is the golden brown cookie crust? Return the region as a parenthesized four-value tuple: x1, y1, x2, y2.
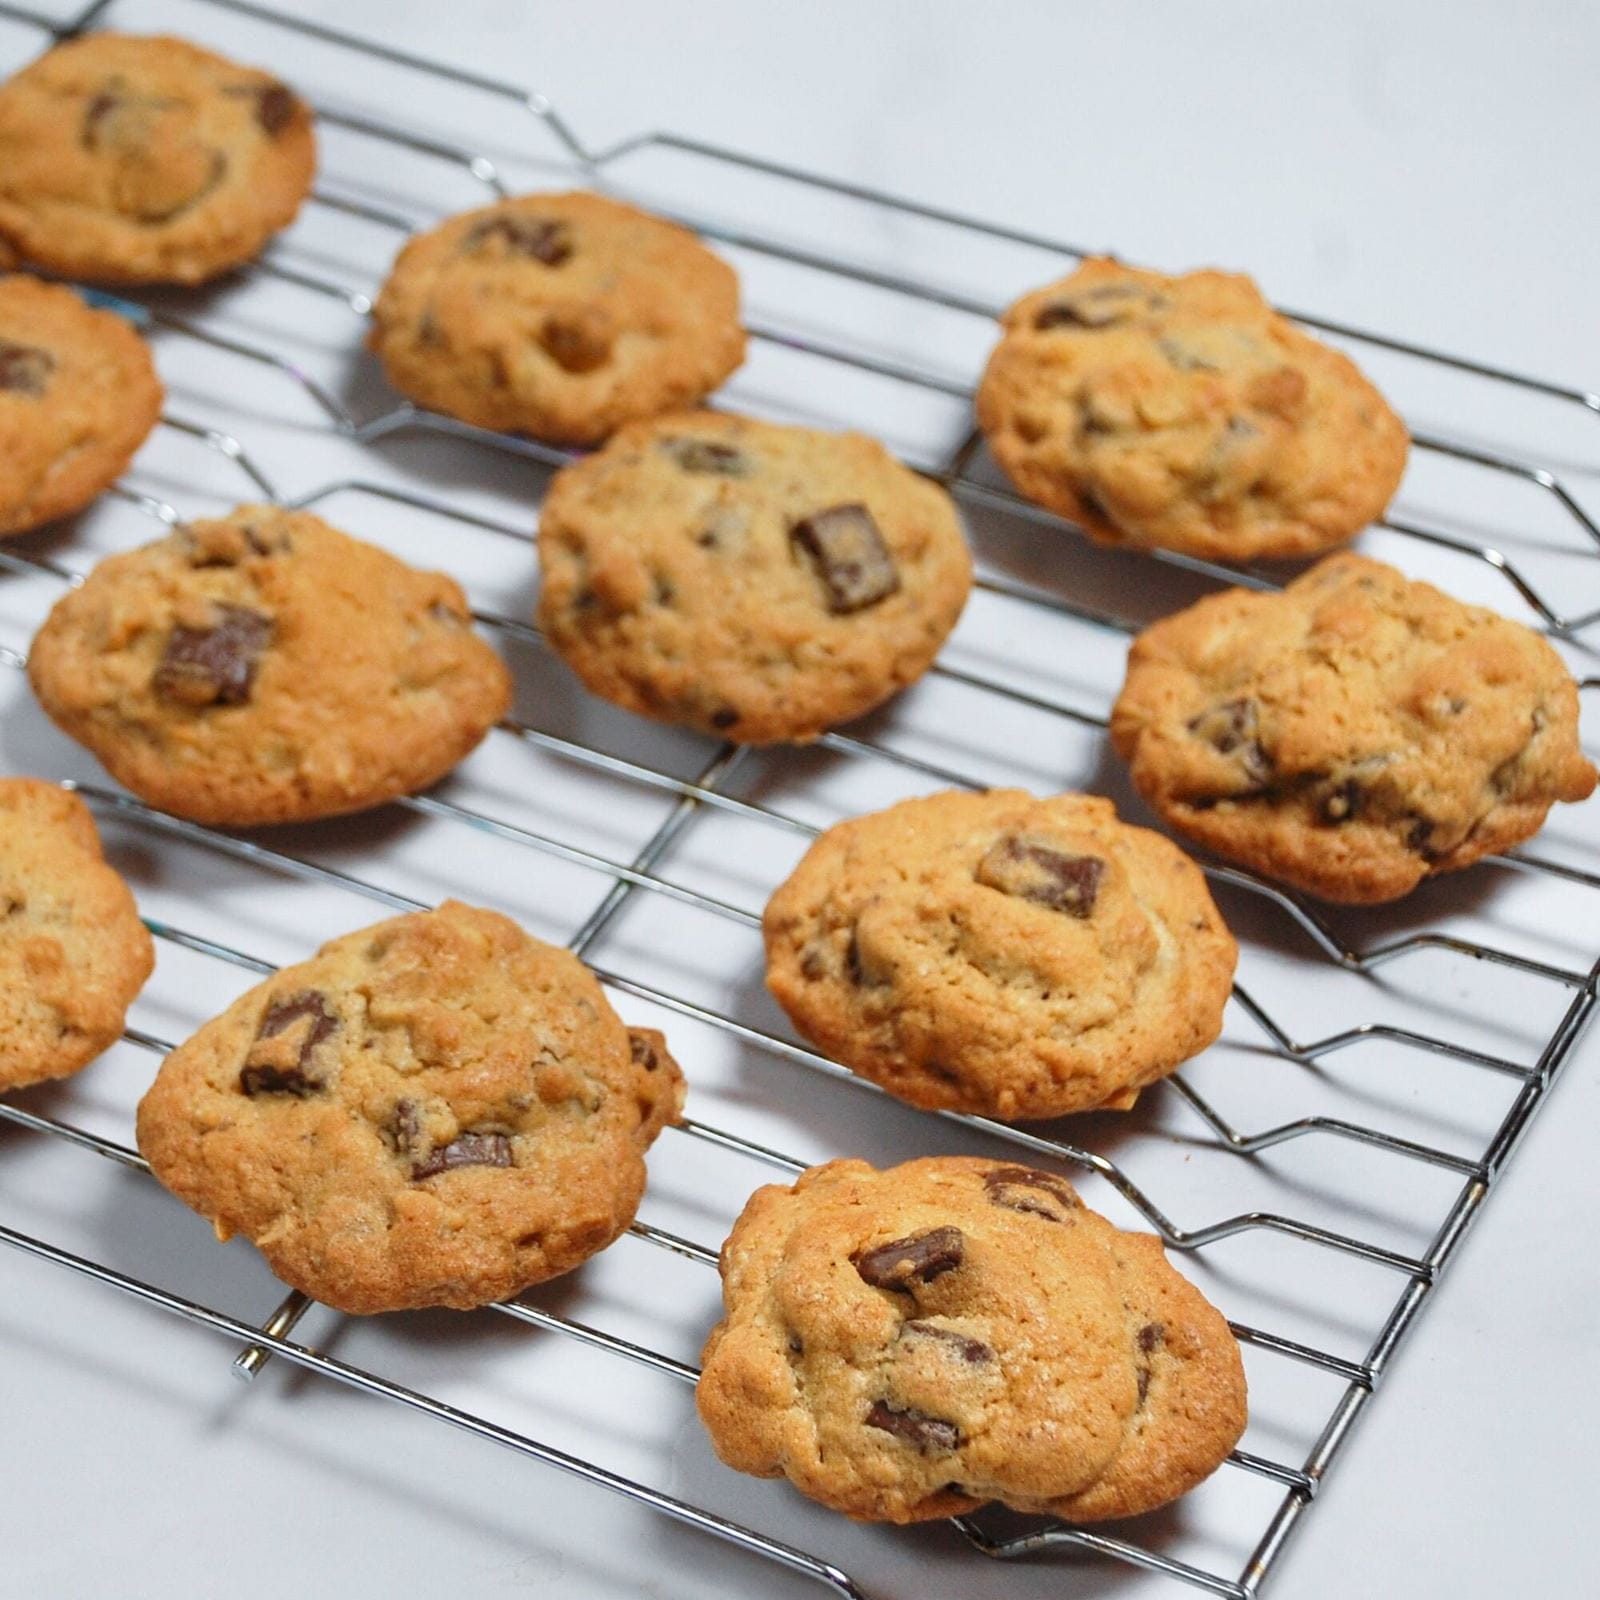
(0, 33, 316, 285)
(1111, 553, 1598, 903)
(696, 1157, 1246, 1524)
(0, 274, 164, 538)
(0, 776, 154, 1090)
(368, 192, 746, 446)
(976, 258, 1409, 562)
(763, 789, 1237, 1120)
(135, 901, 686, 1314)
(536, 411, 973, 743)
(27, 505, 512, 826)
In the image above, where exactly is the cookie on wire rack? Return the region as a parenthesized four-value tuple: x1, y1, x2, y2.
(976, 257, 1409, 563)
(697, 1156, 1247, 1524)
(27, 505, 512, 827)
(762, 788, 1237, 1120)
(1111, 552, 1598, 903)
(369, 192, 746, 445)
(136, 900, 686, 1314)
(537, 410, 973, 743)
(0, 33, 316, 285)
(0, 777, 154, 1092)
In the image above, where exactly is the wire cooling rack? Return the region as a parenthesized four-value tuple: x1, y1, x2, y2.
(0, 2, 1597, 1596)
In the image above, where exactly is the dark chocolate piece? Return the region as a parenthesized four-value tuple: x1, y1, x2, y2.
(1187, 698, 1271, 787)
(659, 437, 751, 477)
(982, 1165, 1080, 1222)
(0, 339, 54, 398)
(902, 1320, 993, 1364)
(239, 991, 338, 1097)
(974, 835, 1105, 917)
(790, 503, 899, 614)
(853, 1226, 965, 1290)
(152, 604, 272, 708)
(463, 213, 572, 265)
(412, 1131, 514, 1181)
(865, 1400, 960, 1452)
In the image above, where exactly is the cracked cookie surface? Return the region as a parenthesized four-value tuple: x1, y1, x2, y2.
(1111, 553, 1598, 903)
(0, 777, 154, 1091)
(0, 274, 163, 538)
(976, 258, 1408, 562)
(27, 505, 512, 826)
(136, 901, 686, 1313)
(697, 1156, 1246, 1523)
(762, 789, 1236, 1119)
(0, 33, 315, 285)
(537, 411, 972, 742)
(368, 192, 745, 446)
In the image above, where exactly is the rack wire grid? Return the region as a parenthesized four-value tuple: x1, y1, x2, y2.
(0, 2, 1596, 1597)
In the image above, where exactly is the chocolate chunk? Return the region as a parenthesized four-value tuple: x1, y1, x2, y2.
(1405, 814, 1442, 860)
(153, 604, 272, 708)
(853, 1226, 965, 1290)
(1187, 698, 1271, 787)
(254, 83, 296, 135)
(975, 834, 1105, 917)
(0, 339, 54, 398)
(412, 1131, 514, 1180)
(844, 926, 867, 986)
(628, 1028, 664, 1071)
(708, 707, 740, 730)
(865, 1400, 960, 1452)
(790, 504, 900, 614)
(463, 213, 572, 265)
(1318, 778, 1361, 824)
(902, 1320, 993, 1364)
(659, 437, 751, 477)
(239, 991, 338, 1097)
(1137, 1321, 1165, 1354)
(982, 1165, 1080, 1222)
(1034, 283, 1164, 330)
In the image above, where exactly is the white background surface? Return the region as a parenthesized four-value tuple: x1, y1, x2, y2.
(1, 3, 1597, 1598)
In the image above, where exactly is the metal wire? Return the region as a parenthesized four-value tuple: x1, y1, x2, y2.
(0, 2, 1596, 1596)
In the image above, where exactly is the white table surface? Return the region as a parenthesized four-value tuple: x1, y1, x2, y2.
(1, 3, 1596, 1598)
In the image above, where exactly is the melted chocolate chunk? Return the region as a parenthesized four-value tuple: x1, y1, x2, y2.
(412, 1131, 514, 1181)
(463, 213, 573, 265)
(902, 1320, 993, 1364)
(708, 707, 740, 730)
(853, 1226, 965, 1290)
(1034, 283, 1164, 330)
(659, 437, 751, 477)
(790, 504, 900, 614)
(1187, 698, 1271, 787)
(865, 1400, 961, 1452)
(254, 83, 296, 135)
(153, 605, 272, 708)
(974, 835, 1105, 917)
(0, 339, 54, 398)
(1318, 778, 1361, 824)
(239, 991, 338, 1097)
(982, 1165, 1081, 1222)
(628, 1028, 664, 1071)
(1138, 1320, 1165, 1354)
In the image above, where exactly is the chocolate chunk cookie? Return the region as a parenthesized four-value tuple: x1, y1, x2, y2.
(976, 258, 1409, 562)
(763, 789, 1237, 1119)
(136, 901, 686, 1313)
(0, 777, 154, 1091)
(27, 505, 512, 826)
(697, 1156, 1247, 1524)
(368, 192, 745, 445)
(0, 274, 164, 538)
(537, 412, 973, 742)
(1111, 553, 1598, 903)
(0, 33, 316, 285)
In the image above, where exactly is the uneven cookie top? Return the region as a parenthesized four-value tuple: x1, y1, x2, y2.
(0, 777, 154, 1091)
(976, 258, 1409, 562)
(537, 412, 973, 743)
(368, 192, 746, 446)
(0, 274, 164, 538)
(135, 901, 686, 1313)
(762, 789, 1237, 1120)
(27, 505, 512, 826)
(697, 1157, 1247, 1524)
(1111, 554, 1598, 903)
(0, 33, 316, 285)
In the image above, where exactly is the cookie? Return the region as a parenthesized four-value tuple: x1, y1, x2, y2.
(697, 1156, 1247, 1524)
(135, 901, 686, 1314)
(27, 505, 512, 826)
(367, 192, 745, 445)
(975, 258, 1409, 563)
(536, 412, 973, 743)
(0, 33, 316, 285)
(763, 789, 1236, 1120)
(0, 777, 154, 1091)
(1111, 553, 1598, 903)
(0, 274, 164, 539)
